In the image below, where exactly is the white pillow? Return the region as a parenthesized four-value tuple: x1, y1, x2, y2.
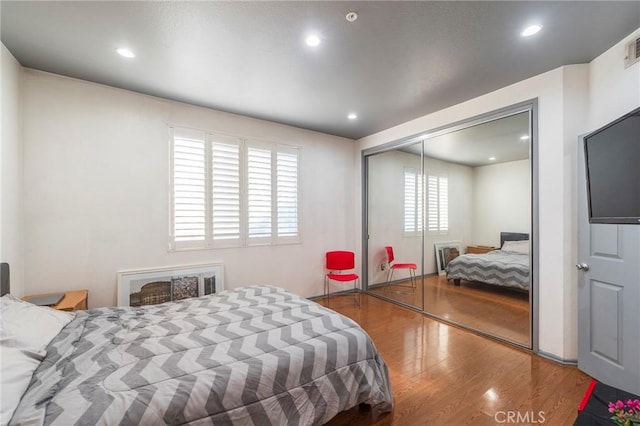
(0, 294, 74, 353)
(0, 346, 44, 424)
(501, 240, 530, 255)
(0, 294, 75, 423)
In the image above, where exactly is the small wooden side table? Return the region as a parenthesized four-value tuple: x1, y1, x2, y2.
(23, 289, 88, 311)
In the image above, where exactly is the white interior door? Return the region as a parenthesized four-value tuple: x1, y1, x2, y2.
(577, 137, 640, 395)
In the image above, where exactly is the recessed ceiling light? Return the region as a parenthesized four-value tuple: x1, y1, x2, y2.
(521, 24, 542, 37)
(347, 113, 357, 120)
(489, 157, 497, 161)
(116, 48, 135, 58)
(520, 135, 530, 140)
(305, 35, 321, 47)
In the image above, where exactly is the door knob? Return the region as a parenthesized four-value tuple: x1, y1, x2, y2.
(576, 263, 590, 271)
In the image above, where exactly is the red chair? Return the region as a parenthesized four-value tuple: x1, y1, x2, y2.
(384, 246, 417, 293)
(325, 251, 360, 307)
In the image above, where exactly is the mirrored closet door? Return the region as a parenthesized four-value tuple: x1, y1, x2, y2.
(364, 103, 535, 348)
(421, 111, 532, 347)
(366, 142, 424, 310)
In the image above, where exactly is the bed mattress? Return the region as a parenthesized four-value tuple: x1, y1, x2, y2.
(445, 250, 530, 290)
(10, 285, 392, 425)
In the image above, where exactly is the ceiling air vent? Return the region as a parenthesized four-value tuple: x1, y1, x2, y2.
(624, 36, 640, 68)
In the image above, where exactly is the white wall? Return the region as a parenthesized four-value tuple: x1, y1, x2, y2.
(21, 70, 356, 308)
(560, 65, 590, 360)
(472, 160, 530, 247)
(589, 29, 640, 130)
(0, 44, 24, 297)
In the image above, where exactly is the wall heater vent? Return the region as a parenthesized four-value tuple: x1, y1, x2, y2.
(624, 36, 640, 69)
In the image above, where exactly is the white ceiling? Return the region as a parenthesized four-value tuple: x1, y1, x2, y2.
(1, 1, 639, 140)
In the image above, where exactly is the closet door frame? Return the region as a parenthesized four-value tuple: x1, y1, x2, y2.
(361, 99, 539, 352)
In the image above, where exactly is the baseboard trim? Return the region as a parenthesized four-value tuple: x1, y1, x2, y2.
(308, 289, 361, 301)
(537, 350, 578, 366)
(368, 281, 413, 290)
(368, 274, 439, 289)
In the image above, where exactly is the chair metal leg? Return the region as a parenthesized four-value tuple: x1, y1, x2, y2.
(325, 277, 360, 308)
(386, 269, 394, 292)
(383, 268, 391, 292)
(324, 276, 329, 307)
(385, 268, 416, 294)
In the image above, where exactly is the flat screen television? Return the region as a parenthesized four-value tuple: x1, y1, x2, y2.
(583, 106, 640, 224)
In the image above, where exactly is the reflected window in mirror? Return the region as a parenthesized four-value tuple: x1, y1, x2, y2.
(427, 174, 448, 234)
(403, 168, 424, 236)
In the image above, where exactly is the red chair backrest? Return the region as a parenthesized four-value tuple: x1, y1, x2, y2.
(385, 246, 395, 263)
(326, 251, 355, 271)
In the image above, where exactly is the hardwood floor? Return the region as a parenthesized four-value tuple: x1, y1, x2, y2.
(369, 275, 530, 344)
(317, 294, 590, 426)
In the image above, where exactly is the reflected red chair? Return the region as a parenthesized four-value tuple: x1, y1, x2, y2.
(384, 246, 417, 293)
(324, 251, 360, 307)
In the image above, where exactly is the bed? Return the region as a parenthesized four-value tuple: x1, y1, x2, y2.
(1, 281, 393, 425)
(445, 232, 530, 291)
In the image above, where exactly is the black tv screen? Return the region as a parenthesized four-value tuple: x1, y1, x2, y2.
(584, 107, 640, 224)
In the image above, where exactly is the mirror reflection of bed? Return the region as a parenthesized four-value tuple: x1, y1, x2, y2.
(431, 232, 530, 343)
(447, 232, 529, 290)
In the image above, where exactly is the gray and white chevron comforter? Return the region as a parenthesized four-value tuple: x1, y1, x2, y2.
(10, 286, 393, 425)
(445, 250, 530, 290)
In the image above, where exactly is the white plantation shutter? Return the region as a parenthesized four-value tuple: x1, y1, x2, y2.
(170, 126, 300, 249)
(172, 128, 206, 246)
(404, 171, 417, 233)
(417, 173, 424, 232)
(404, 169, 424, 235)
(211, 138, 240, 245)
(428, 174, 448, 234)
(276, 148, 299, 239)
(428, 175, 439, 232)
(439, 177, 449, 232)
(247, 145, 272, 242)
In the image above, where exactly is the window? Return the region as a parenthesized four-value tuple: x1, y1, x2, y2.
(428, 175, 448, 234)
(170, 126, 300, 250)
(403, 169, 424, 235)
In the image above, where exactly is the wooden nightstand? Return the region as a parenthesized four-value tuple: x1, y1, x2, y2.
(466, 245, 498, 254)
(23, 289, 88, 311)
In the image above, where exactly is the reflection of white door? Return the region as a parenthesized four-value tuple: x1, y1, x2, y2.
(577, 138, 640, 394)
